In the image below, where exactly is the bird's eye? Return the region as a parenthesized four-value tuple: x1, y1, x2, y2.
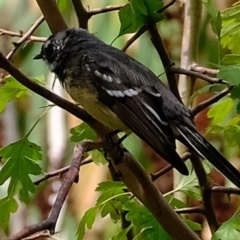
(43, 40, 59, 63)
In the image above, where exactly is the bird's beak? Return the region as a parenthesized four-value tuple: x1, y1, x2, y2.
(33, 53, 42, 60)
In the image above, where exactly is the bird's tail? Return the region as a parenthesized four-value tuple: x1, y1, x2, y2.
(176, 125, 240, 188)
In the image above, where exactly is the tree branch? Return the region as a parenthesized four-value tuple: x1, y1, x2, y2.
(148, 24, 182, 102)
(175, 206, 204, 215)
(0, 29, 46, 42)
(151, 152, 191, 181)
(170, 65, 229, 85)
(36, 0, 68, 33)
(190, 154, 219, 233)
(210, 186, 240, 195)
(121, 25, 148, 52)
(88, 4, 126, 17)
(191, 87, 232, 117)
(34, 157, 93, 185)
(191, 64, 219, 76)
(71, 0, 89, 29)
(6, 16, 44, 60)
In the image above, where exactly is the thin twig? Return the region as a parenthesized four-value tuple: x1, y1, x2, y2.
(190, 154, 219, 232)
(170, 65, 229, 85)
(121, 25, 148, 52)
(158, 0, 176, 13)
(191, 64, 219, 76)
(0, 29, 46, 42)
(175, 206, 204, 214)
(34, 157, 93, 185)
(6, 16, 44, 60)
(89, 4, 126, 16)
(191, 87, 232, 116)
(152, 152, 191, 181)
(210, 186, 240, 195)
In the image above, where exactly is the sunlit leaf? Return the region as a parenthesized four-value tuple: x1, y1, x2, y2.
(0, 76, 28, 113)
(207, 98, 234, 125)
(217, 65, 240, 85)
(70, 122, 97, 142)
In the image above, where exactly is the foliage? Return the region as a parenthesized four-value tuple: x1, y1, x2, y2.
(1, 0, 240, 239)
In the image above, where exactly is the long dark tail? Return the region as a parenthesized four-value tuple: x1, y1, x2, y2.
(176, 125, 240, 188)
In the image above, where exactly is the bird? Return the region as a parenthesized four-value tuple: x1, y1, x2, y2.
(34, 28, 240, 188)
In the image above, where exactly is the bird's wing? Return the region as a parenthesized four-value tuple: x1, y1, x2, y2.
(81, 50, 188, 175)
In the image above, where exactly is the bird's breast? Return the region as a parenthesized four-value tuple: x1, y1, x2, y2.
(64, 77, 129, 132)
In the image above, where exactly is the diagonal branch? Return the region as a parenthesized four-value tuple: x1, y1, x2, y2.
(121, 25, 148, 52)
(148, 24, 182, 102)
(6, 16, 44, 60)
(8, 141, 97, 240)
(191, 87, 232, 117)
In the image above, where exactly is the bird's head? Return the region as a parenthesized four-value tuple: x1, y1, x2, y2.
(34, 30, 70, 72)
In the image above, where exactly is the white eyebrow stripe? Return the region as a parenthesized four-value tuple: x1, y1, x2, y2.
(142, 101, 168, 126)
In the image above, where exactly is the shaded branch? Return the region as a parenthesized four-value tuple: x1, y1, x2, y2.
(148, 24, 182, 102)
(36, 0, 68, 33)
(71, 0, 89, 29)
(210, 186, 240, 195)
(191, 87, 232, 117)
(190, 154, 219, 233)
(6, 16, 44, 60)
(158, 0, 176, 13)
(152, 152, 191, 181)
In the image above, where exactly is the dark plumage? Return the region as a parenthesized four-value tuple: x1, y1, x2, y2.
(35, 28, 240, 187)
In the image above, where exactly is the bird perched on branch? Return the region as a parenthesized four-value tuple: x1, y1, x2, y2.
(34, 28, 240, 188)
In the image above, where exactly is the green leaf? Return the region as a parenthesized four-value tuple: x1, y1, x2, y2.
(90, 149, 108, 166)
(0, 76, 28, 113)
(0, 138, 42, 203)
(96, 182, 128, 206)
(230, 84, 240, 99)
(184, 219, 202, 231)
(118, 1, 164, 37)
(76, 206, 99, 240)
(202, 0, 222, 37)
(112, 225, 132, 240)
(96, 181, 129, 222)
(165, 195, 187, 209)
(118, 4, 138, 37)
(124, 202, 172, 240)
(70, 122, 97, 142)
(217, 65, 240, 85)
(207, 98, 234, 125)
(0, 197, 18, 229)
(165, 161, 199, 198)
(221, 3, 240, 53)
(212, 213, 240, 240)
(189, 84, 223, 103)
(223, 125, 240, 147)
(222, 54, 240, 65)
